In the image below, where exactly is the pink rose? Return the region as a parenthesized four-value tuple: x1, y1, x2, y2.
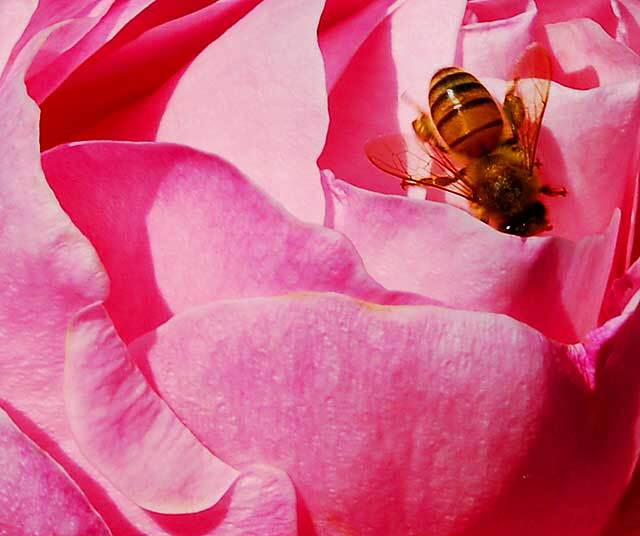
(2, 0, 640, 534)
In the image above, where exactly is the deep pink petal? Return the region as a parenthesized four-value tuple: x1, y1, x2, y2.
(39, 0, 258, 147)
(156, 0, 329, 222)
(613, 0, 640, 54)
(132, 293, 640, 535)
(463, 0, 534, 24)
(603, 255, 640, 320)
(28, 1, 241, 103)
(65, 304, 238, 514)
(42, 141, 429, 343)
(318, 0, 466, 194)
(318, 0, 397, 90)
(0, 408, 110, 535)
(323, 173, 618, 343)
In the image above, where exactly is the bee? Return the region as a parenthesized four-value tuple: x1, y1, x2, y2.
(366, 43, 566, 236)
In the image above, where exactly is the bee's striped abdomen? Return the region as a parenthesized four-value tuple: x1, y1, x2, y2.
(428, 67, 503, 158)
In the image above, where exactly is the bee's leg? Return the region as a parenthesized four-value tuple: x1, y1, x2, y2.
(400, 178, 421, 190)
(401, 175, 458, 190)
(540, 185, 567, 197)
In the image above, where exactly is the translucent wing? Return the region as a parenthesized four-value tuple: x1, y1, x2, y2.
(504, 43, 552, 171)
(365, 132, 476, 200)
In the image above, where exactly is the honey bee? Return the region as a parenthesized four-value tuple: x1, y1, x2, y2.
(366, 44, 566, 236)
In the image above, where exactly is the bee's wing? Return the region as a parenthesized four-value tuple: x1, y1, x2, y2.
(505, 43, 552, 171)
(365, 132, 476, 200)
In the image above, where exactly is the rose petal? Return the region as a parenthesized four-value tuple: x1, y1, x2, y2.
(318, 0, 397, 90)
(0, 407, 110, 535)
(39, 0, 259, 148)
(156, 0, 328, 223)
(153, 465, 297, 536)
(613, 0, 640, 54)
(28, 1, 232, 103)
(604, 255, 640, 319)
(0, 0, 36, 77)
(65, 303, 238, 514)
(0, 22, 107, 455)
(132, 292, 640, 535)
(542, 81, 640, 243)
(463, 0, 534, 24)
(543, 18, 640, 88)
(535, 0, 619, 33)
(42, 141, 429, 343)
(323, 173, 618, 342)
(458, 7, 536, 78)
(317, 0, 466, 194)
(1, 27, 195, 535)
(4, 0, 109, 79)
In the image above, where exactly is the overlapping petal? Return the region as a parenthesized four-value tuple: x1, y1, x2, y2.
(0, 22, 107, 456)
(156, 0, 329, 222)
(129, 292, 640, 535)
(39, 0, 258, 147)
(3, 1, 640, 534)
(65, 304, 238, 514)
(318, 0, 467, 194)
(0, 408, 110, 535)
(65, 303, 300, 532)
(0, 0, 36, 78)
(323, 173, 618, 342)
(42, 141, 429, 343)
(459, 3, 640, 252)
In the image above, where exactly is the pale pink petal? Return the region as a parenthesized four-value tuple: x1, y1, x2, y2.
(3, 0, 107, 77)
(458, 13, 640, 245)
(541, 81, 640, 242)
(318, 0, 397, 90)
(0, 0, 36, 77)
(154, 465, 297, 535)
(156, 0, 328, 223)
(1, 26, 187, 536)
(0, 407, 110, 535)
(458, 7, 537, 78)
(543, 18, 640, 88)
(0, 20, 107, 457)
(323, 173, 618, 343)
(42, 141, 429, 343)
(132, 293, 640, 535)
(535, 0, 619, 33)
(39, 0, 257, 148)
(318, 0, 466, 194)
(65, 303, 238, 514)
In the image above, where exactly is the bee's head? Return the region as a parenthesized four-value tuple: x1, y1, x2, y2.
(501, 201, 551, 236)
